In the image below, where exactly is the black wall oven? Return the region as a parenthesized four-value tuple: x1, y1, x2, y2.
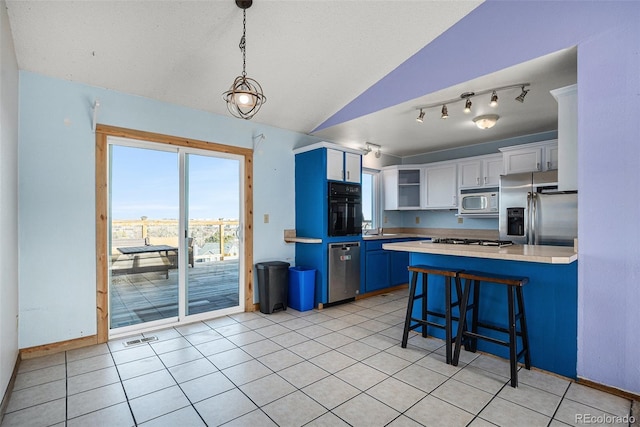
(328, 182, 362, 236)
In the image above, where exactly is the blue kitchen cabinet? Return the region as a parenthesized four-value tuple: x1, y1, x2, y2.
(293, 143, 364, 306)
(390, 250, 410, 285)
(364, 238, 413, 293)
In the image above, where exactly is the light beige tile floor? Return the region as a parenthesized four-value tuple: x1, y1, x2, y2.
(2, 289, 638, 426)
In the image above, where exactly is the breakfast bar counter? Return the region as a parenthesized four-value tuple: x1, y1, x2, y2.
(382, 240, 577, 264)
(383, 240, 578, 379)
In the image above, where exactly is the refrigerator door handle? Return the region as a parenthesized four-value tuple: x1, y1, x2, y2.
(531, 192, 538, 245)
(526, 192, 532, 244)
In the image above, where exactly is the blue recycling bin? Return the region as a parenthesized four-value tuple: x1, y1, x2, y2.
(288, 266, 316, 311)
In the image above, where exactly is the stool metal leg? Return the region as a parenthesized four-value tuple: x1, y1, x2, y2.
(470, 280, 480, 352)
(401, 271, 418, 348)
(444, 276, 452, 364)
(516, 287, 531, 369)
(507, 285, 518, 388)
(422, 273, 428, 338)
(452, 278, 472, 367)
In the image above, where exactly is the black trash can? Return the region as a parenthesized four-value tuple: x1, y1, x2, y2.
(256, 261, 290, 314)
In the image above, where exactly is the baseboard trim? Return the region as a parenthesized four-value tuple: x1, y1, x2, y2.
(20, 335, 98, 360)
(577, 377, 640, 402)
(356, 284, 409, 300)
(0, 354, 21, 422)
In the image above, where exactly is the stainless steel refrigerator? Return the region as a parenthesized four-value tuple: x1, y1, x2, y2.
(499, 170, 577, 246)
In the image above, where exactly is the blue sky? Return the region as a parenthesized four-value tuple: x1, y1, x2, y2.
(110, 145, 239, 220)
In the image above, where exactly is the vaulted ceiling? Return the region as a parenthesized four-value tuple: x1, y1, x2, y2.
(6, 1, 576, 157)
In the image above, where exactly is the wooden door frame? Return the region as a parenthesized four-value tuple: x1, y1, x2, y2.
(95, 125, 254, 343)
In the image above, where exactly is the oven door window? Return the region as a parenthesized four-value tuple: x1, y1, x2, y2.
(329, 201, 348, 236)
(347, 201, 362, 234)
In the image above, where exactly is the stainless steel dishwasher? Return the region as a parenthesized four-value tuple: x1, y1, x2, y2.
(328, 242, 360, 303)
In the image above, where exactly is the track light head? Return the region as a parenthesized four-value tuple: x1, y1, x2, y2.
(364, 142, 381, 158)
(441, 105, 448, 119)
(515, 86, 529, 103)
(489, 91, 498, 107)
(416, 109, 425, 123)
(464, 98, 472, 114)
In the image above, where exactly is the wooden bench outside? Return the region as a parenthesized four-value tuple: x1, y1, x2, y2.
(110, 238, 178, 279)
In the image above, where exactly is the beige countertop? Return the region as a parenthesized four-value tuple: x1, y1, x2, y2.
(382, 240, 578, 264)
(362, 233, 428, 241)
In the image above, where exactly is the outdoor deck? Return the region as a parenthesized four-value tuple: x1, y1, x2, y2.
(110, 259, 240, 329)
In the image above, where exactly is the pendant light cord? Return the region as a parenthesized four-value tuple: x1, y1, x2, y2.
(240, 9, 247, 77)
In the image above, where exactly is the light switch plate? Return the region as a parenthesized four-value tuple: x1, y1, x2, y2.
(263, 214, 269, 224)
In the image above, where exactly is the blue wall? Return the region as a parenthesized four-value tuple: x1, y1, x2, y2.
(18, 72, 321, 348)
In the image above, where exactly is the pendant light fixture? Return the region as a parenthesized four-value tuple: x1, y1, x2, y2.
(222, 0, 266, 120)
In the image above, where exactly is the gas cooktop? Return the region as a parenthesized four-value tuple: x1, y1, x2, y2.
(431, 238, 514, 247)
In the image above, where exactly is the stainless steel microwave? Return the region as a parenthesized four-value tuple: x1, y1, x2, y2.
(459, 190, 499, 214)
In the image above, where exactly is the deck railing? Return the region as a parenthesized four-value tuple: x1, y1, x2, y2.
(111, 219, 240, 260)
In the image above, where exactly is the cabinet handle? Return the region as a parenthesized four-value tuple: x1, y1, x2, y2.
(476, 177, 480, 185)
(347, 170, 350, 180)
(547, 161, 551, 170)
(536, 162, 540, 171)
(484, 176, 488, 184)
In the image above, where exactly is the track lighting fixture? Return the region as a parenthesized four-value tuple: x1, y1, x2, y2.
(489, 91, 499, 107)
(412, 83, 530, 129)
(515, 86, 529, 103)
(363, 142, 382, 158)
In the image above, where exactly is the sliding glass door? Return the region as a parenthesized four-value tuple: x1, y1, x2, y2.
(185, 153, 241, 316)
(108, 138, 243, 335)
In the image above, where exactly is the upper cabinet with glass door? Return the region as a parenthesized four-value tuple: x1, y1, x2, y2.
(382, 165, 422, 210)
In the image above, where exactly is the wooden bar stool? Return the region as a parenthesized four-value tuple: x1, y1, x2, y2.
(452, 270, 531, 388)
(401, 265, 465, 364)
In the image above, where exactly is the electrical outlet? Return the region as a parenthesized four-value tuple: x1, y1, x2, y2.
(415, 216, 420, 224)
(263, 214, 269, 224)
(458, 217, 464, 224)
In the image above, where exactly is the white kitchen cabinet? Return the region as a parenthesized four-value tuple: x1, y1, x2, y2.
(382, 166, 422, 210)
(458, 154, 503, 189)
(344, 152, 361, 183)
(545, 144, 559, 171)
(326, 148, 361, 183)
(423, 162, 457, 209)
(484, 155, 504, 186)
(551, 84, 577, 191)
(500, 140, 558, 174)
(458, 159, 482, 188)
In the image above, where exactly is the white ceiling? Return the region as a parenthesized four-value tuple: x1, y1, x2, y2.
(6, 0, 576, 157)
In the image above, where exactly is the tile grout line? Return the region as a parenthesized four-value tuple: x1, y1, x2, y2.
(106, 342, 139, 426)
